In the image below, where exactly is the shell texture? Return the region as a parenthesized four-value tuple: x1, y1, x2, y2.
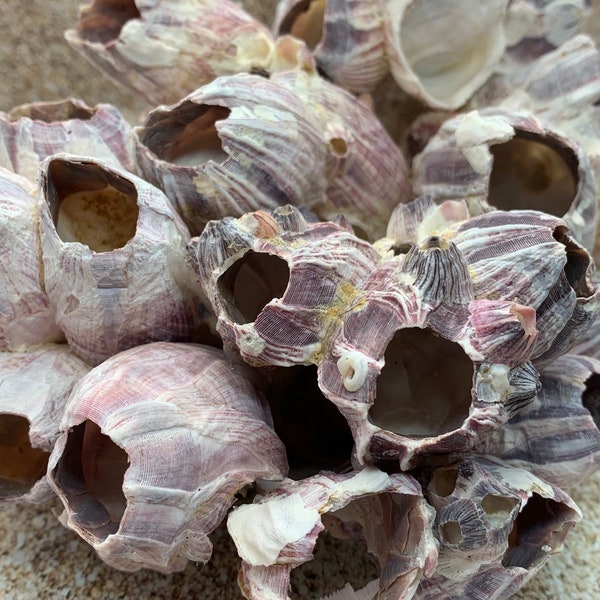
(380, 0, 509, 110)
(273, 0, 389, 94)
(0, 344, 90, 504)
(38, 154, 199, 366)
(0, 98, 133, 183)
(227, 467, 438, 600)
(47, 342, 288, 573)
(416, 457, 581, 597)
(65, 0, 277, 106)
(0, 167, 63, 351)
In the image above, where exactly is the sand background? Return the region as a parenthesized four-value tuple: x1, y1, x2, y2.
(0, 1, 599, 598)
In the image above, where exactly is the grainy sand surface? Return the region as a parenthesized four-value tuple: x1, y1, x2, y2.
(0, 1, 599, 598)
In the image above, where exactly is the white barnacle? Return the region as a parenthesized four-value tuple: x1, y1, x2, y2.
(337, 350, 369, 392)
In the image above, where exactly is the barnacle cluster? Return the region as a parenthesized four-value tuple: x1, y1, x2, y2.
(1, 1, 600, 599)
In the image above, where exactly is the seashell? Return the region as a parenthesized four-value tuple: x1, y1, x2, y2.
(0, 344, 90, 504)
(412, 108, 599, 252)
(271, 69, 412, 240)
(317, 239, 541, 469)
(191, 205, 379, 367)
(47, 342, 288, 573)
(0, 98, 133, 183)
(0, 167, 63, 351)
(272, 0, 389, 94)
(38, 154, 199, 366)
(380, 0, 509, 110)
(132, 73, 329, 236)
(65, 0, 276, 106)
(416, 457, 581, 596)
(472, 353, 600, 487)
(227, 467, 438, 600)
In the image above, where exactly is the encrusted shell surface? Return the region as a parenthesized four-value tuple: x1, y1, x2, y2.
(380, 0, 509, 109)
(412, 108, 598, 251)
(273, 0, 388, 94)
(47, 342, 288, 573)
(65, 0, 276, 106)
(227, 467, 438, 600)
(0, 344, 90, 504)
(38, 154, 199, 366)
(0, 98, 133, 183)
(132, 74, 329, 236)
(416, 458, 581, 597)
(0, 167, 63, 351)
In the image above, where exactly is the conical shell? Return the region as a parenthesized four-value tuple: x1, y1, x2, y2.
(273, 0, 388, 94)
(132, 74, 329, 236)
(0, 167, 63, 351)
(0, 98, 133, 183)
(47, 342, 288, 573)
(228, 467, 437, 600)
(0, 344, 90, 504)
(65, 0, 276, 106)
(38, 154, 198, 365)
(380, 0, 509, 109)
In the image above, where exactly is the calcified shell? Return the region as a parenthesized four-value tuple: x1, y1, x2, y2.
(47, 342, 288, 573)
(191, 205, 379, 366)
(412, 108, 598, 251)
(0, 98, 133, 183)
(317, 236, 541, 469)
(0, 345, 90, 504)
(473, 353, 600, 487)
(271, 70, 412, 240)
(416, 458, 581, 597)
(380, 0, 509, 110)
(0, 167, 63, 350)
(273, 0, 388, 94)
(38, 154, 198, 366)
(228, 467, 437, 600)
(133, 74, 329, 236)
(65, 0, 276, 106)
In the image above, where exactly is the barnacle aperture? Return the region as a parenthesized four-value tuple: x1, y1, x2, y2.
(280, 0, 326, 51)
(0, 415, 50, 498)
(582, 372, 600, 425)
(47, 159, 139, 253)
(369, 328, 473, 436)
(217, 250, 290, 325)
(488, 130, 578, 215)
(73, 0, 142, 44)
(7, 98, 95, 122)
(52, 420, 128, 541)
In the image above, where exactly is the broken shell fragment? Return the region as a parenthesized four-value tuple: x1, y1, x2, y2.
(38, 155, 198, 366)
(65, 0, 276, 106)
(0, 167, 63, 351)
(192, 205, 379, 366)
(47, 342, 288, 573)
(273, 0, 389, 94)
(381, 0, 509, 109)
(412, 108, 598, 251)
(0, 98, 133, 183)
(417, 458, 581, 596)
(132, 74, 329, 235)
(473, 354, 600, 487)
(0, 345, 90, 504)
(227, 467, 437, 600)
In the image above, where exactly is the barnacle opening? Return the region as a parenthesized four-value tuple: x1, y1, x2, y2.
(429, 467, 459, 497)
(75, 0, 142, 44)
(369, 328, 473, 437)
(46, 159, 138, 253)
(52, 420, 128, 541)
(502, 493, 577, 569)
(489, 131, 578, 216)
(143, 103, 231, 167)
(582, 373, 600, 426)
(481, 494, 519, 528)
(552, 226, 593, 297)
(8, 99, 95, 122)
(218, 251, 291, 325)
(0, 415, 50, 498)
(279, 0, 326, 51)
(440, 520, 463, 545)
(265, 365, 354, 479)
